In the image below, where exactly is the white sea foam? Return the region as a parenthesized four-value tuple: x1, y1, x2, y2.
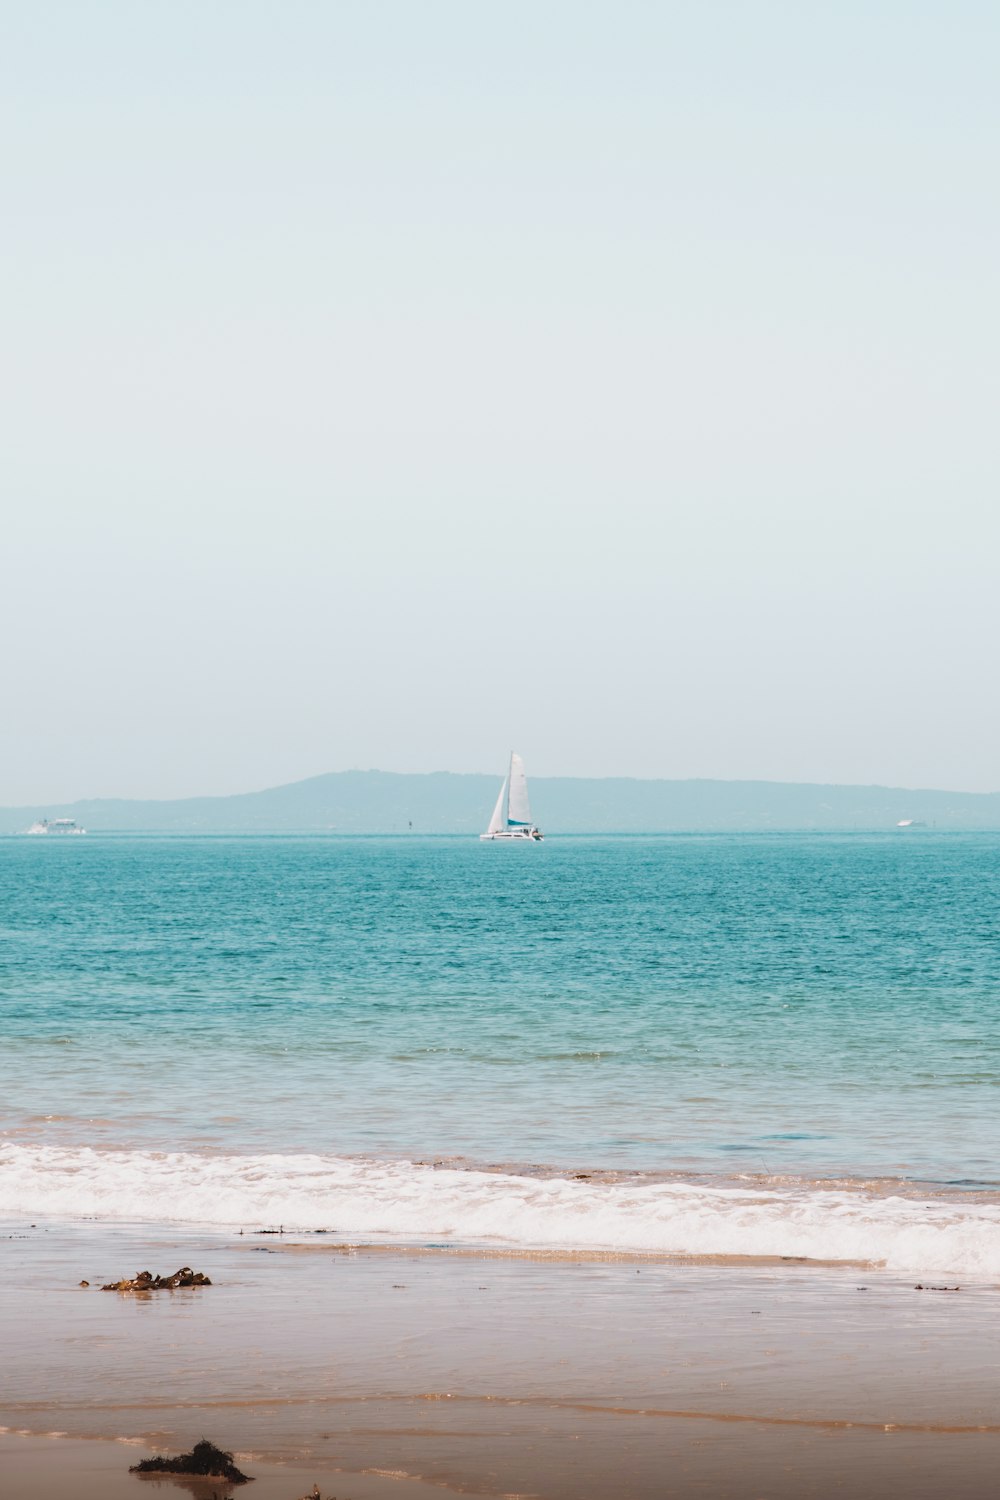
(1, 1142, 998, 1278)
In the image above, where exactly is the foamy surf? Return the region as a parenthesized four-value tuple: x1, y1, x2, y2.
(1, 1143, 999, 1278)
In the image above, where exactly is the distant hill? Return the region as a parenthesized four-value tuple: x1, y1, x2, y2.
(2, 771, 999, 834)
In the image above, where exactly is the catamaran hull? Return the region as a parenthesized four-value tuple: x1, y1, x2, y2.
(480, 828, 543, 841)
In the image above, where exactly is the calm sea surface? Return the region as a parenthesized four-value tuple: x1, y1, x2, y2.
(2, 834, 999, 1271)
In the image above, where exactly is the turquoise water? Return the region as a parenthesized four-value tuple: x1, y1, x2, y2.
(6, 829, 1000, 1499)
(3, 832, 998, 1178)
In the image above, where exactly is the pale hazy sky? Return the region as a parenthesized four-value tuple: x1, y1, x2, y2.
(3, 1, 998, 801)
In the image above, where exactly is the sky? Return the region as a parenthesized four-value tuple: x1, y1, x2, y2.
(3, 1, 998, 801)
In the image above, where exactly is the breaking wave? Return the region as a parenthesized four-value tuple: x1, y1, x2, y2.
(1, 1142, 999, 1278)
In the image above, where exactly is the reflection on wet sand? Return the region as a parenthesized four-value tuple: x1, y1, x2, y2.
(4, 1222, 1000, 1499)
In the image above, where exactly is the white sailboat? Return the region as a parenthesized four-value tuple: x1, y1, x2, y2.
(480, 752, 544, 841)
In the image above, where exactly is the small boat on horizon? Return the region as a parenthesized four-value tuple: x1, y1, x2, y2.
(481, 753, 543, 841)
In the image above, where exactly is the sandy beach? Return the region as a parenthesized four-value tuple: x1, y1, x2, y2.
(3, 1217, 999, 1498)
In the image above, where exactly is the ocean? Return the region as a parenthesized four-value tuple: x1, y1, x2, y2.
(2, 832, 999, 1276)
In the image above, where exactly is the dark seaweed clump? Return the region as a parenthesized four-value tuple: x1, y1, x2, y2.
(103, 1267, 212, 1291)
(129, 1439, 251, 1483)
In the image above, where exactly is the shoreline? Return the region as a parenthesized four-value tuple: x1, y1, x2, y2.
(263, 1240, 879, 1269)
(7, 1146, 1000, 1279)
(5, 1217, 1000, 1498)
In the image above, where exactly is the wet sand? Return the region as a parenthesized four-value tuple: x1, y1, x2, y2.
(0, 1433, 451, 1500)
(3, 1218, 999, 1498)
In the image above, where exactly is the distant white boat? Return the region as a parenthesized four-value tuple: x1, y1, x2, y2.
(26, 818, 86, 835)
(480, 753, 543, 841)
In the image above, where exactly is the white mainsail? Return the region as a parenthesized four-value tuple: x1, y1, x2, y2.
(487, 778, 507, 835)
(506, 752, 532, 826)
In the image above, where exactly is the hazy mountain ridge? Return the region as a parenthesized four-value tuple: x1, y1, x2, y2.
(2, 770, 1000, 833)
